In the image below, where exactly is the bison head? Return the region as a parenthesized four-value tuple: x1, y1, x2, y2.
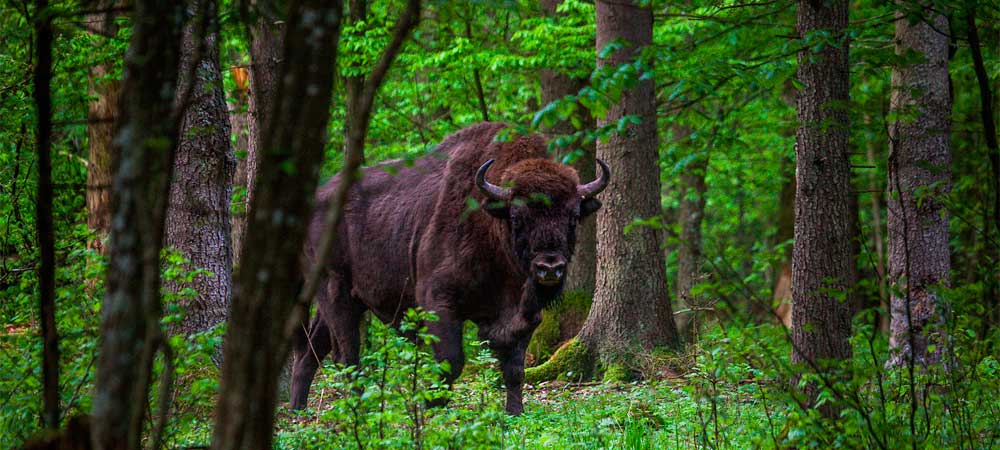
(476, 158, 610, 290)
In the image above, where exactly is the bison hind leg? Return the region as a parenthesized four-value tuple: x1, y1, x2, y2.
(290, 313, 337, 410)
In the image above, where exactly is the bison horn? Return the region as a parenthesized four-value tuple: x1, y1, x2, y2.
(475, 159, 512, 201)
(578, 159, 611, 199)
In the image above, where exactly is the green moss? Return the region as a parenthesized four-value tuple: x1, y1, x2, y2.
(524, 338, 594, 384)
(526, 291, 592, 365)
(601, 362, 630, 383)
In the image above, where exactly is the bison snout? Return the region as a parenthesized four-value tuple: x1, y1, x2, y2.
(532, 255, 567, 286)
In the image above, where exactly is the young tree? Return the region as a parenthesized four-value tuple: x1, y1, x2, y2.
(886, 4, 951, 367)
(576, 0, 680, 375)
(228, 65, 251, 265)
(90, 0, 185, 447)
(33, 0, 58, 430)
(791, 0, 854, 414)
(210, 0, 345, 447)
(165, 0, 235, 337)
(675, 142, 708, 340)
(539, 0, 597, 294)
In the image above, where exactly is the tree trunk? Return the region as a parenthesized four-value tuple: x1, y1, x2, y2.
(577, 0, 680, 375)
(772, 161, 794, 328)
(210, 1, 344, 448)
(228, 65, 251, 266)
(864, 116, 888, 334)
(539, 0, 596, 295)
(85, 5, 120, 256)
(165, 0, 235, 337)
(675, 151, 708, 341)
(791, 0, 854, 415)
(90, 0, 185, 448)
(240, 4, 284, 263)
(33, 0, 59, 429)
(886, 5, 951, 368)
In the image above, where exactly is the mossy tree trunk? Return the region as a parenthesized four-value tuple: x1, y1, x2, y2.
(530, 0, 679, 384)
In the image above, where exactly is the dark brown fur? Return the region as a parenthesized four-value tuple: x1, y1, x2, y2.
(290, 122, 602, 414)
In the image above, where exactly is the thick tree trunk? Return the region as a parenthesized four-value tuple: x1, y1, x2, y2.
(676, 153, 708, 341)
(228, 66, 250, 266)
(886, 5, 951, 368)
(90, 1, 185, 448)
(210, 1, 344, 448)
(577, 0, 680, 374)
(791, 0, 854, 415)
(165, 0, 235, 336)
(539, 0, 596, 295)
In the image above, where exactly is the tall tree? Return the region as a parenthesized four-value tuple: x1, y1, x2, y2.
(165, 0, 235, 336)
(791, 0, 854, 415)
(90, 0, 185, 448)
(538, 0, 597, 295)
(84, 3, 121, 255)
(210, 0, 345, 447)
(675, 141, 708, 340)
(33, 0, 59, 430)
(886, 3, 951, 367)
(576, 0, 680, 375)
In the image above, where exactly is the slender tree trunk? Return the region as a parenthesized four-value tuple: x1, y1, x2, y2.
(864, 117, 889, 334)
(241, 3, 284, 263)
(33, 0, 59, 429)
(228, 65, 251, 266)
(966, 9, 1000, 334)
(791, 0, 854, 416)
(577, 0, 680, 373)
(772, 161, 794, 328)
(85, 4, 120, 256)
(211, 1, 345, 448)
(90, 0, 185, 448)
(676, 152, 708, 341)
(886, 5, 952, 368)
(165, 0, 235, 337)
(539, 0, 596, 295)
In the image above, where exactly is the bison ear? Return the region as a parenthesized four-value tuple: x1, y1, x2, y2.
(483, 201, 510, 220)
(580, 197, 602, 218)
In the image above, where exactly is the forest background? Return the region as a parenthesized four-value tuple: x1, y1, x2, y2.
(1, 0, 999, 448)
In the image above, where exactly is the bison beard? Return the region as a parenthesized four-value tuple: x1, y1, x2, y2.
(290, 122, 609, 415)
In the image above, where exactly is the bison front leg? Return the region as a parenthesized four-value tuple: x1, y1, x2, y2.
(425, 311, 465, 408)
(495, 339, 528, 415)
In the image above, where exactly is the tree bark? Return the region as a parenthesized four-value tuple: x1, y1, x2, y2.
(210, 1, 344, 448)
(886, 5, 951, 368)
(240, 2, 284, 263)
(539, 0, 596, 295)
(85, 3, 120, 255)
(577, 0, 680, 372)
(165, 0, 235, 337)
(228, 65, 250, 266)
(791, 0, 854, 415)
(90, 0, 185, 448)
(33, 0, 59, 429)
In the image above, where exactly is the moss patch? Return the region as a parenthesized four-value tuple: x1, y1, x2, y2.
(526, 291, 591, 366)
(524, 338, 594, 384)
(601, 362, 630, 383)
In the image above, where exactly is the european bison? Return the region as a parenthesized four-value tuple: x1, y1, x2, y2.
(290, 122, 609, 415)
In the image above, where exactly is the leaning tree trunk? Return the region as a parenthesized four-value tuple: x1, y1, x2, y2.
(886, 4, 951, 368)
(90, 0, 185, 448)
(211, 1, 344, 448)
(575, 0, 680, 377)
(791, 0, 854, 417)
(539, 0, 597, 295)
(165, 0, 235, 337)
